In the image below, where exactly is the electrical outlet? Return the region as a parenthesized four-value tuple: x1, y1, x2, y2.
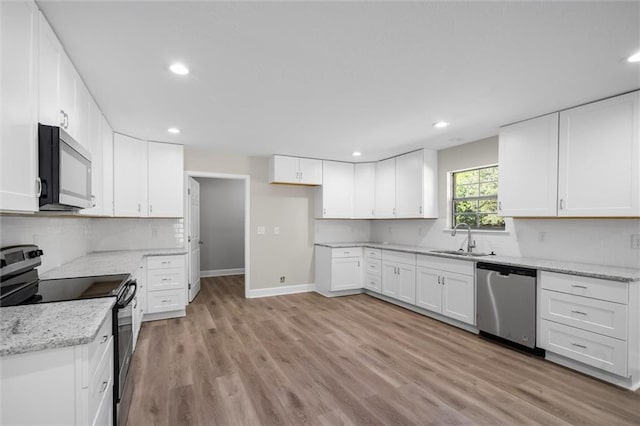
(631, 234, 640, 249)
(280, 276, 285, 283)
(273, 226, 280, 235)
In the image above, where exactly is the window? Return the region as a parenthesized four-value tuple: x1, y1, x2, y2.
(451, 165, 505, 230)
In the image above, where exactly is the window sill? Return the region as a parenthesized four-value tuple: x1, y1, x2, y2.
(442, 228, 510, 235)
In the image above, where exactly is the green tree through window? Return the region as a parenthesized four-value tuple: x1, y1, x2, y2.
(452, 165, 505, 230)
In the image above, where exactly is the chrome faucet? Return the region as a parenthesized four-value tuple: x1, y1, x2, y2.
(451, 223, 476, 253)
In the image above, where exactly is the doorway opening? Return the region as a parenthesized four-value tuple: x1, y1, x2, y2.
(184, 171, 250, 300)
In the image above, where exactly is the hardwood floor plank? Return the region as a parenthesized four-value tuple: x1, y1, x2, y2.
(128, 277, 640, 426)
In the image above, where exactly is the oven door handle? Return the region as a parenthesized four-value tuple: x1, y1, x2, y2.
(117, 280, 137, 309)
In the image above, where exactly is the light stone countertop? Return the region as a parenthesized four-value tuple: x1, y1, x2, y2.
(316, 242, 640, 283)
(0, 298, 115, 357)
(1, 248, 186, 357)
(41, 248, 188, 280)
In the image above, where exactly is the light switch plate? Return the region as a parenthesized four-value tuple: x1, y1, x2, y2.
(631, 234, 640, 249)
(257, 226, 265, 235)
(274, 226, 280, 235)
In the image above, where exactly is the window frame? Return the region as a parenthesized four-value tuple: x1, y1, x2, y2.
(450, 164, 505, 231)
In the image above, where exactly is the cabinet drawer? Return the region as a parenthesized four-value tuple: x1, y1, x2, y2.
(417, 254, 473, 276)
(365, 248, 381, 259)
(147, 254, 185, 270)
(366, 259, 381, 276)
(539, 319, 628, 377)
(92, 381, 114, 426)
(147, 267, 185, 291)
(364, 274, 381, 292)
(87, 314, 112, 383)
(382, 250, 416, 265)
(147, 289, 186, 313)
(332, 247, 362, 258)
(540, 271, 628, 304)
(540, 290, 628, 340)
(88, 338, 113, 423)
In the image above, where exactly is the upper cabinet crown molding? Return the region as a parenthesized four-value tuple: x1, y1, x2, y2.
(499, 90, 640, 218)
(268, 155, 323, 185)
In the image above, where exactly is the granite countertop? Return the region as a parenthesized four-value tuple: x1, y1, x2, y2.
(316, 242, 640, 283)
(0, 298, 115, 357)
(1, 248, 186, 357)
(41, 248, 188, 280)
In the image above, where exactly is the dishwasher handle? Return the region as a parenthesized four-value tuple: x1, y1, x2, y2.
(476, 262, 536, 278)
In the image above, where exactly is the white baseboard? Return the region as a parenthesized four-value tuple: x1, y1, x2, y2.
(246, 283, 316, 299)
(201, 268, 245, 277)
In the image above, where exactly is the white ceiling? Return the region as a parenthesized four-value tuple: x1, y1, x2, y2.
(38, 1, 640, 162)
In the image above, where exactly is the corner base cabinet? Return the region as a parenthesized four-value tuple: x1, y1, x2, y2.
(315, 246, 363, 295)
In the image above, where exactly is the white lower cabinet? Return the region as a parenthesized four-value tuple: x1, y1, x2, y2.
(315, 246, 363, 295)
(538, 271, 640, 389)
(363, 248, 382, 292)
(381, 251, 416, 304)
(1, 312, 113, 426)
(143, 254, 187, 319)
(416, 255, 475, 325)
(132, 260, 146, 350)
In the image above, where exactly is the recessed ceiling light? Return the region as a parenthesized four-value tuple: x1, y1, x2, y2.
(433, 121, 450, 129)
(627, 51, 640, 63)
(352, 151, 362, 157)
(167, 127, 180, 134)
(169, 63, 189, 75)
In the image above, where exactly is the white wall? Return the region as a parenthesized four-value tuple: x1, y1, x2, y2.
(369, 136, 640, 269)
(195, 177, 245, 272)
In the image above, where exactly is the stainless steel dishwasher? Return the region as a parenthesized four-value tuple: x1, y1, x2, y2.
(476, 262, 538, 350)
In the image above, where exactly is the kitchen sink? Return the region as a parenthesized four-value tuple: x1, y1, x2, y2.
(429, 249, 490, 257)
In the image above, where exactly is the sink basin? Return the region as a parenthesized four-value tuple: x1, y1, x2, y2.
(430, 249, 489, 257)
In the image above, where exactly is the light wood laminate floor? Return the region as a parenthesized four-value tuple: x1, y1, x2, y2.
(127, 276, 640, 425)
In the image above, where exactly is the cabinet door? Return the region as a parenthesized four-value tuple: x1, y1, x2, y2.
(80, 100, 103, 216)
(416, 267, 442, 313)
(397, 263, 416, 305)
(442, 271, 475, 325)
(269, 155, 299, 183)
(59, 53, 76, 137)
(498, 113, 559, 217)
(38, 12, 62, 128)
(318, 161, 353, 218)
(395, 150, 424, 218)
(113, 134, 147, 217)
(0, 0, 39, 212)
(353, 163, 375, 218)
(558, 91, 639, 216)
(381, 261, 399, 298)
(374, 158, 396, 217)
(299, 158, 323, 185)
(148, 142, 184, 217)
(101, 116, 114, 216)
(330, 256, 362, 291)
(75, 79, 91, 149)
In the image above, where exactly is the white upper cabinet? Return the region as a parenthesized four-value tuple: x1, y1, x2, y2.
(498, 113, 559, 217)
(395, 149, 437, 218)
(375, 157, 396, 218)
(268, 155, 322, 185)
(38, 11, 62, 128)
(148, 142, 184, 217)
(114, 134, 148, 217)
(353, 162, 375, 218)
(315, 161, 354, 218)
(558, 91, 639, 217)
(101, 115, 114, 216)
(79, 100, 103, 216)
(74, 75, 91, 149)
(0, 0, 39, 212)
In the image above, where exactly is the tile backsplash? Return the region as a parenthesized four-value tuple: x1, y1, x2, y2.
(0, 216, 184, 273)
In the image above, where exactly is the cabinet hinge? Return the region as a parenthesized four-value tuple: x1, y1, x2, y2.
(188, 188, 191, 195)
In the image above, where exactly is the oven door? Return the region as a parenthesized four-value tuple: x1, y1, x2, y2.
(114, 280, 136, 402)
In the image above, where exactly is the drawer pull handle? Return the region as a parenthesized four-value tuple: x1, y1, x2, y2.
(99, 381, 109, 393)
(162, 278, 171, 281)
(571, 342, 587, 349)
(162, 299, 171, 303)
(571, 284, 587, 289)
(100, 335, 108, 344)
(161, 261, 172, 264)
(571, 310, 587, 315)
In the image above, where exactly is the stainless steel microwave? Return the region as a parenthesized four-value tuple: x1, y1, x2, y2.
(38, 124, 92, 211)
